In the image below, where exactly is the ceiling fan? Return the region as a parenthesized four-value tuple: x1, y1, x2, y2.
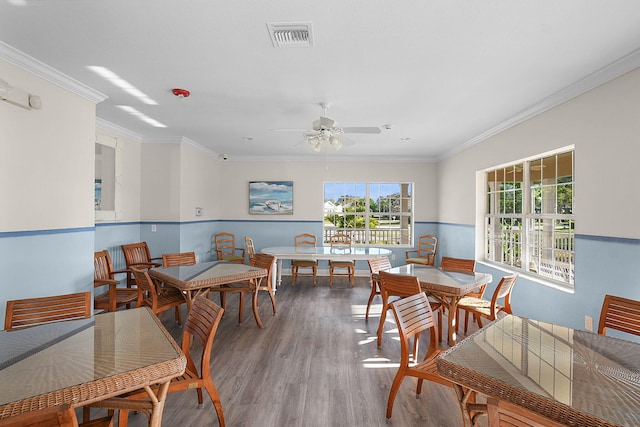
(273, 103, 381, 152)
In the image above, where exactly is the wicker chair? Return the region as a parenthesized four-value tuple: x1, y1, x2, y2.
(161, 251, 196, 268)
(94, 250, 138, 312)
(213, 232, 245, 263)
(0, 403, 113, 427)
(121, 242, 162, 287)
(386, 292, 485, 424)
(456, 274, 519, 330)
(131, 267, 184, 324)
(365, 256, 392, 321)
(291, 233, 318, 286)
(100, 296, 226, 427)
(328, 233, 355, 287)
(597, 294, 640, 337)
(215, 253, 276, 327)
(405, 234, 438, 266)
(376, 271, 442, 349)
(4, 292, 92, 331)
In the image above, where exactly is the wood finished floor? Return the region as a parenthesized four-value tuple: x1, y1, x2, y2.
(121, 275, 488, 427)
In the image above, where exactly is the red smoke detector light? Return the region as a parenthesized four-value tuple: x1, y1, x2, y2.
(172, 88, 190, 98)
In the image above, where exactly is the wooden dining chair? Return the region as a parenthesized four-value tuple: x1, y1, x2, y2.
(291, 233, 318, 286)
(4, 292, 92, 331)
(161, 251, 196, 267)
(386, 292, 485, 424)
(101, 295, 226, 427)
(94, 250, 138, 312)
(376, 271, 442, 349)
(213, 232, 245, 263)
(215, 253, 276, 327)
(597, 294, 640, 337)
(121, 242, 162, 287)
(245, 236, 256, 263)
(365, 256, 392, 321)
(328, 233, 355, 287)
(457, 274, 519, 332)
(405, 234, 438, 266)
(440, 256, 483, 333)
(131, 267, 184, 324)
(0, 403, 113, 427)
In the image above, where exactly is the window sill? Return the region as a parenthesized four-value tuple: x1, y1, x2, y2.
(477, 260, 574, 294)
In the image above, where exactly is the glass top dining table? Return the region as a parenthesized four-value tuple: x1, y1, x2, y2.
(437, 314, 640, 427)
(0, 307, 186, 426)
(261, 246, 392, 288)
(386, 264, 493, 345)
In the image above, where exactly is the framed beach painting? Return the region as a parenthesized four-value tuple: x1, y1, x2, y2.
(249, 181, 293, 215)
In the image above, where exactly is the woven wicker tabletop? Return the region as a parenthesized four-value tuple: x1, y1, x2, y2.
(0, 307, 186, 420)
(437, 314, 640, 427)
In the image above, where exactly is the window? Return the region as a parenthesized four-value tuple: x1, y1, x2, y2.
(95, 134, 122, 221)
(323, 182, 413, 246)
(484, 150, 574, 287)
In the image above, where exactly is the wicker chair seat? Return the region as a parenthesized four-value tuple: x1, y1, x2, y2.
(457, 296, 502, 318)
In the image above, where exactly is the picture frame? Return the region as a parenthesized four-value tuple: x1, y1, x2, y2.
(249, 181, 293, 215)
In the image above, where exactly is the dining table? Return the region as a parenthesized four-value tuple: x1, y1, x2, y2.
(0, 307, 186, 426)
(385, 264, 492, 346)
(437, 314, 640, 427)
(261, 246, 392, 289)
(149, 260, 268, 327)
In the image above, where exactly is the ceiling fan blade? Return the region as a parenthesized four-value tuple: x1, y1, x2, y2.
(342, 126, 381, 134)
(271, 129, 309, 132)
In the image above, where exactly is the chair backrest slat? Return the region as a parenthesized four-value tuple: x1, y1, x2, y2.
(245, 237, 256, 262)
(295, 233, 316, 248)
(162, 252, 196, 267)
(598, 294, 640, 337)
(182, 295, 224, 380)
(390, 292, 438, 358)
(94, 250, 114, 281)
(122, 242, 153, 267)
(5, 292, 92, 330)
(440, 257, 476, 274)
(379, 271, 422, 299)
(368, 256, 392, 275)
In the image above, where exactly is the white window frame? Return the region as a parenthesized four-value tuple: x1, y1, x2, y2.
(323, 182, 414, 246)
(480, 147, 575, 289)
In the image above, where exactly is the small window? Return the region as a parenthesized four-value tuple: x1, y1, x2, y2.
(323, 182, 413, 246)
(484, 150, 574, 287)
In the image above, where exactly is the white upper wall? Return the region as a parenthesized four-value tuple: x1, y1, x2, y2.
(217, 160, 438, 221)
(438, 66, 640, 239)
(1, 59, 96, 231)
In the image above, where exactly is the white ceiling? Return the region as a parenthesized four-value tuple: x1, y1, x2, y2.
(2, 1, 640, 161)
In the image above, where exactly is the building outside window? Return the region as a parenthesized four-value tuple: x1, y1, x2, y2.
(484, 149, 574, 287)
(323, 182, 413, 246)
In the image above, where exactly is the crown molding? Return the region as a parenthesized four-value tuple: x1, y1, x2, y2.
(0, 41, 107, 104)
(96, 118, 142, 141)
(439, 47, 640, 161)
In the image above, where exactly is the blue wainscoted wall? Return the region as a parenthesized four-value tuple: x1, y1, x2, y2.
(0, 228, 94, 324)
(91, 219, 640, 343)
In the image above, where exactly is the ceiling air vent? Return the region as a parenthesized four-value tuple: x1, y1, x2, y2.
(267, 22, 314, 48)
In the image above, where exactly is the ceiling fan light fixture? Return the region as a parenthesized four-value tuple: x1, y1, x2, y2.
(329, 135, 342, 150)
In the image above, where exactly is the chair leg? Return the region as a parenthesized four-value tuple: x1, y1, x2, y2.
(365, 287, 378, 321)
(377, 305, 388, 347)
(266, 289, 277, 314)
(291, 266, 296, 286)
(204, 378, 226, 427)
(238, 292, 244, 324)
(385, 367, 407, 420)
